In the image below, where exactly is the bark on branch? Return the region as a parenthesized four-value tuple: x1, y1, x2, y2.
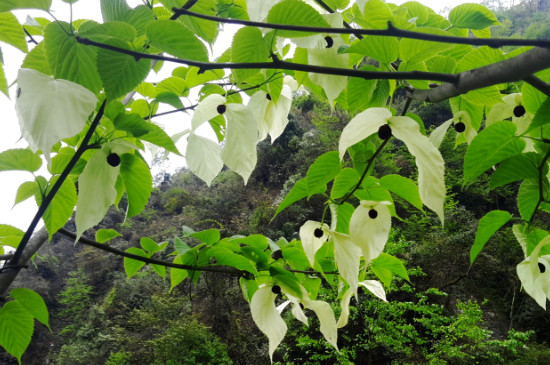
(409, 47, 550, 103)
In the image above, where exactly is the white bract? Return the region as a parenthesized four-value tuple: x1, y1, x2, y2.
(390, 116, 446, 222)
(250, 285, 287, 363)
(349, 200, 392, 262)
(338, 107, 392, 160)
(517, 236, 550, 309)
(15, 68, 98, 164)
(189, 94, 260, 183)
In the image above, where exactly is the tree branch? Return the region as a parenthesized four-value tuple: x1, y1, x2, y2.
(56, 228, 332, 277)
(75, 36, 458, 84)
(172, 8, 550, 48)
(57, 228, 244, 275)
(524, 75, 550, 97)
(408, 47, 550, 103)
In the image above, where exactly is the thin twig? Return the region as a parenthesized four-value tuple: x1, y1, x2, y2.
(75, 36, 459, 84)
(172, 8, 550, 49)
(22, 27, 38, 45)
(57, 228, 332, 276)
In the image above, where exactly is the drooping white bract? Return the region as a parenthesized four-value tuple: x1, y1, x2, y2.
(331, 231, 361, 298)
(15, 68, 98, 164)
(188, 94, 259, 183)
(429, 118, 453, 149)
(349, 200, 392, 262)
(338, 107, 392, 160)
(275, 284, 339, 351)
(299, 220, 330, 268)
(308, 35, 349, 107)
(75, 144, 121, 242)
(186, 133, 223, 187)
(220, 103, 259, 183)
(517, 235, 550, 309)
(337, 279, 387, 328)
(390, 116, 446, 223)
(248, 83, 292, 143)
(250, 285, 287, 363)
(486, 93, 534, 152)
(247, 0, 281, 22)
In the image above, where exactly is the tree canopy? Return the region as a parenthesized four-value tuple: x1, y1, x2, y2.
(1, 0, 550, 362)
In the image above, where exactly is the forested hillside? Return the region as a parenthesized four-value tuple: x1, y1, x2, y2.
(2, 92, 550, 364)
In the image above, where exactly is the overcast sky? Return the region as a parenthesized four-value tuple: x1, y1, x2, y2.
(0, 0, 493, 230)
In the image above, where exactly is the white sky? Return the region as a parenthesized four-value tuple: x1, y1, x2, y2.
(0, 0, 491, 230)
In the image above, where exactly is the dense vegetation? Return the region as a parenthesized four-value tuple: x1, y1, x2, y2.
(2, 0, 550, 363)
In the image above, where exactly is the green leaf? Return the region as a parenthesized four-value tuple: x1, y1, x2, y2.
(147, 20, 208, 62)
(21, 42, 51, 75)
(10, 288, 49, 330)
(470, 210, 511, 264)
(39, 176, 77, 239)
(463, 121, 525, 184)
(306, 151, 341, 196)
(0, 12, 28, 53)
(0, 149, 41, 173)
(0, 0, 51, 11)
(44, 22, 102, 93)
(267, 0, 330, 37)
(95, 228, 121, 243)
(490, 153, 541, 190)
(331, 168, 360, 200)
(209, 246, 258, 274)
(274, 177, 323, 218)
(170, 255, 189, 291)
(190, 229, 220, 245)
(100, 0, 154, 35)
(14, 181, 40, 206)
(97, 38, 151, 100)
(179, 0, 219, 43)
(449, 3, 499, 30)
(15, 69, 98, 163)
(371, 253, 409, 287)
(80, 21, 137, 42)
(114, 113, 152, 137)
(400, 27, 453, 64)
(140, 237, 161, 253)
(346, 36, 398, 64)
(140, 124, 180, 155)
(75, 148, 120, 242)
(518, 179, 542, 222)
(456, 46, 503, 73)
(0, 301, 34, 364)
(231, 27, 269, 82)
(120, 153, 152, 218)
(528, 98, 550, 132)
(0, 225, 24, 248)
(124, 247, 147, 278)
(0, 51, 7, 97)
(390, 116, 445, 222)
(379, 174, 423, 211)
(356, 0, 393, 30)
